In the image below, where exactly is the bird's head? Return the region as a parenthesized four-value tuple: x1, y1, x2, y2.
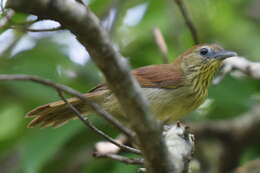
(178, 44, 237, 76)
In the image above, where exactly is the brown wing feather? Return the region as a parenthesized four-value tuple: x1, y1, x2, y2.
(88, 64, 184, 92)
(132, 64, 184, 89)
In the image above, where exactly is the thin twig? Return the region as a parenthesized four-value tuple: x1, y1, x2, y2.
(174, 0, 199, 44)
(152, 27, 170, 64)
(10, 25, 64, 32)
(0, 74, 134, 139)
(93, 152, 144, 165)
(24, 26, 63, 32)
(57, 90, 141, 154)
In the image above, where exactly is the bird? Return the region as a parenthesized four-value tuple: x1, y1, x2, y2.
(26, 44, 237, 128)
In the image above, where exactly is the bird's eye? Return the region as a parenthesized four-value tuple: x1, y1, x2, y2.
(199, 48, 209, 56)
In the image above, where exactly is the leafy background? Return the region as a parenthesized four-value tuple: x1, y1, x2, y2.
(1, 0, 260, 172)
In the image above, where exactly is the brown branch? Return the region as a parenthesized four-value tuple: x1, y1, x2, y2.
(57, 90, 141, 154)
(174, 0, 199, 44)
(152, 27, 170, 64)
(93, 152, 144, 165)
(6, 0, 176, 172)
(0, 74, 134, 140)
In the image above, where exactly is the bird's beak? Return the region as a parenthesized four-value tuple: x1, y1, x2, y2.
(214, 50, 237, 60)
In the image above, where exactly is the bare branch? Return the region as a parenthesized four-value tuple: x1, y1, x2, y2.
(174, 0, 199, 44)
(0, 74, 134, 139)
(225, 56, 260, 79)
(152, 27, 170, 64)
(93, 152, 144, 165)
(57, 90, 141, 154)
(214, 56, 260, 84)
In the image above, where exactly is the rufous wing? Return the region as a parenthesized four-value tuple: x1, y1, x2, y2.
(132, 64, 184, 89)
(89, 64, 184, 92)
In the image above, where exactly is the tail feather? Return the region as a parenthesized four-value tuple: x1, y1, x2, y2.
(26, 97, 79, 117)
(26, 104, 51, 117)
(26, 97, 86, 128)
(38, 109, 77, 128)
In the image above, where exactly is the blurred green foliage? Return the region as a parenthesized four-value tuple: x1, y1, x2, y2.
(0, 0, 260, 172)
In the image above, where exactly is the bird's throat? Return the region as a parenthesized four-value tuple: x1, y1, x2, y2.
(185, 62, 220, 108)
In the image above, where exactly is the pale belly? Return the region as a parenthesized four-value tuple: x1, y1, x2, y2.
(142, 87, 205, 122)
(99, 87, 206, 122)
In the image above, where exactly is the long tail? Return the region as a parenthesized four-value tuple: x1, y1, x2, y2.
(26, 97, 87, 128)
